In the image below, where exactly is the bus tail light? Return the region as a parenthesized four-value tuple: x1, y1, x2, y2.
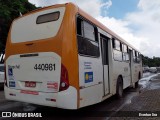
(4, 65, 8, 87)
(59, 64, 69, 91)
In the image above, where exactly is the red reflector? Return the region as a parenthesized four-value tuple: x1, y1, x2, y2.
(20, 90, 39, 95)
(47, 83, 55, 85)
(47, 82, 58, 90)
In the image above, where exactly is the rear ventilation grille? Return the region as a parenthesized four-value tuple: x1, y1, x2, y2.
(20, 53, 39, 58)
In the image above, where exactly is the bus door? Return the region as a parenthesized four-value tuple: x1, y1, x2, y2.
(100, 36, 109, 95)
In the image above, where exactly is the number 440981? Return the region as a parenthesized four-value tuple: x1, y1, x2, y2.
(34, 64, 55, 71)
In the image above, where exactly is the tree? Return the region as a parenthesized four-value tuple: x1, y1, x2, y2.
(0, 0, 37, 51)
(142, 55, 160, 67)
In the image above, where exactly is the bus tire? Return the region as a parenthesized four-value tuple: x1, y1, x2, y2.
(116, 76, 123, 98)
(135, 81, 138, 88)
(135, 72, 141, 88)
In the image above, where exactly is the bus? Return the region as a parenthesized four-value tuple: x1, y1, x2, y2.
(4, 3, 142, 109)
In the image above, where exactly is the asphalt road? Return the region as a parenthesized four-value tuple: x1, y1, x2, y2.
(0, 72, 158, 120)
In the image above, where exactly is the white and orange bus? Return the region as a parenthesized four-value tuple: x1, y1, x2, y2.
(4, 3, 142, 109)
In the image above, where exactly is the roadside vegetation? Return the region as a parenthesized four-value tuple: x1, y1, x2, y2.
(0, 0, 37, 51)
(142, 56, 160, 67)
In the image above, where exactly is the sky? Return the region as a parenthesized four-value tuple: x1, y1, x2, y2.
(28, 0, 160, 58)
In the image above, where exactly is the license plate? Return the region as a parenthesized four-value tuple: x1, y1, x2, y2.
(25, 81, 36, 88)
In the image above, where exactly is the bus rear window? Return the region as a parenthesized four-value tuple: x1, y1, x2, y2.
(36, 12, 60, 24)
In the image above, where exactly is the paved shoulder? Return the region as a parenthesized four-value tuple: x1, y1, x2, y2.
(109, 74, 160, 120)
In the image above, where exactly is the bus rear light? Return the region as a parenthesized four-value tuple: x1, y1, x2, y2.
(59, 64, 69, 91)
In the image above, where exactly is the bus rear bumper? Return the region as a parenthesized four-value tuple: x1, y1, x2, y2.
(4, 86, 77, 109)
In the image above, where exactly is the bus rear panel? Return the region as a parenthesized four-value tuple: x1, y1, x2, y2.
(5, 3, 79, 109)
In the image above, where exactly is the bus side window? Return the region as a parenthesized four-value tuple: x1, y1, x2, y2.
(83, 21, 95, 41)
(122, 44, 125, 61)
(125, 46, 129, 61)
(137, 52, 141, 63)
(113, 39, 122, 61)
(133, 50, 135, 61)
(133, 50, 138, 63)
(77, 17, 99, 57)
(123, 44, 127, 52)
(115, 40, 121, 51)
(122, 44, 129, 61)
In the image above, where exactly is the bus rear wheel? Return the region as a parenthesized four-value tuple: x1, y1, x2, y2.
(116, 76, 123, 98)
(135, 72, 141, 88)
(135, 81, 138, 88)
